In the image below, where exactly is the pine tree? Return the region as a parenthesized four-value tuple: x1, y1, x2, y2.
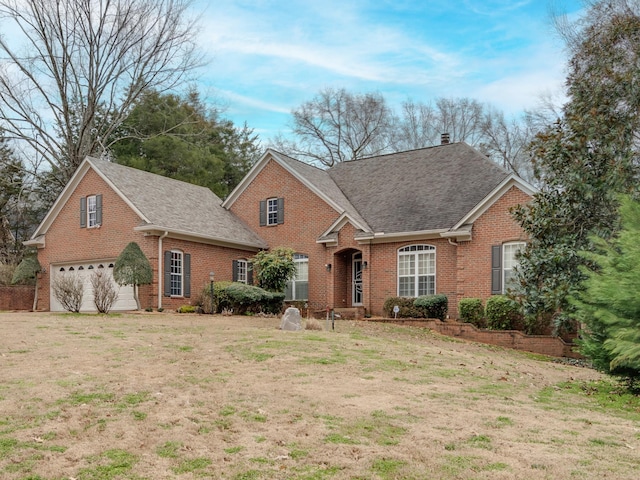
(573, 197, 640, 391)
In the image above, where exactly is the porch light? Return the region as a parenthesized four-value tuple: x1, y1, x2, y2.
(325, 263, 332, 272)
(363, 261, 368, 269)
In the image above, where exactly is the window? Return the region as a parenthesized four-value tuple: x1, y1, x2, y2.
(398, 245, 436, 297)
(491, 242, 526, 294)
(170, 251, 183, 296)
(259, 198, 284, 226)
(233, 259, 249, 284)
(163, 251, 191, 298)
(80, 194, 102, 228)
(285, 254, 309, 300)
(267, 198, 278, 225)
(503, 242, 525, 292)
(87, 195, 97, 227)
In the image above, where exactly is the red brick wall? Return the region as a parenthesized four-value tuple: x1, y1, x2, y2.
(229, 158, 531, 319)
(0, 285, 35, 310)
(229, 159, 341, 311)
(456, 186, 530, 306)
(369, 319, 580, 358)
(36, 168, 257, 311)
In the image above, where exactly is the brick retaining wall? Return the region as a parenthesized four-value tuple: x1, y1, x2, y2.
(0, 285, 35, 311)
(370, 318, 580, 358)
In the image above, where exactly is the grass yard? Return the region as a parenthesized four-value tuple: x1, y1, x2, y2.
(0, 311, 639, 479)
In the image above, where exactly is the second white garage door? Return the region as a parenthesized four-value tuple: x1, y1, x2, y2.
(50, 261, 137, 312)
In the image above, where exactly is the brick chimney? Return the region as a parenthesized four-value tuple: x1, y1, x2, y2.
(441, 133, 450, 145)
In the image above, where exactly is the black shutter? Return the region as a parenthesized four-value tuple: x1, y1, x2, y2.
(164, 251, 171, 297)
(232, 260, 238, 282)
(247, 263, 253, 285)
(491, 245, 502, 295)
(259, 200, 266, 226)
(80, 197, 86, 228)
(184, 254, 191, 298)
(96, 194, 103, 225)
(277, 197, 284, 224)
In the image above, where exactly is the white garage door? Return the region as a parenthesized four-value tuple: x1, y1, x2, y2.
(50, 261, 137, 312)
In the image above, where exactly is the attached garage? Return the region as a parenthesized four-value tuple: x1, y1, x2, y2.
(50, 261, 137, 312)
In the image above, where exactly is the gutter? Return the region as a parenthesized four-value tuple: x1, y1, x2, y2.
(157, 231, 168, 309)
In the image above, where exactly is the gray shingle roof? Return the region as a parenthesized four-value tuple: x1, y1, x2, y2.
(327, 143, 510, 233)
(88, 157, 266, 248)
(271, 151, 371, 230)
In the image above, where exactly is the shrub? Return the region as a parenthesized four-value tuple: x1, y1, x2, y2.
(459, 298, 485, 328)
(90, 270, 118, 314)
(52, 274, 84, 313)
(414, 294, 448, 320)
(383, 297, 422, 318)
(224, 283, 285, 315)
(197, 281, 285, 315)
(177, 305, 196, 313)
(485, 295, 522, 330)
(11, 256, 40, 285)
(252, 247, 296, 293)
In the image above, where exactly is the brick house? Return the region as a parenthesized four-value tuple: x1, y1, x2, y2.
(25, 157, 266, 312)
(26, 142, 533, 317)
(223, 142, 534, 318)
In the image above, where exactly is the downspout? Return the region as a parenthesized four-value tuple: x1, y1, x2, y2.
(158, 231, 168, 309)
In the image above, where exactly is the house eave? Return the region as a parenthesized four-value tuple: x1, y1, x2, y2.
(134, 225, 266, 251)
(358, 229, 450, 244)
(23, 235, 45, 248)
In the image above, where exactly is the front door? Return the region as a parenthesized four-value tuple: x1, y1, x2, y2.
(352, 252, 363, 306)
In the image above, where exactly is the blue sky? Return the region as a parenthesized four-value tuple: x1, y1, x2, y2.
(197, 0, 584, 140)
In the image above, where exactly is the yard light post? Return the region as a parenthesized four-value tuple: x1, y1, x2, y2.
(209, 271, 215, 315)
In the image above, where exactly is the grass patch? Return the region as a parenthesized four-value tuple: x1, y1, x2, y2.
(224, 446, 244, 454)
(77, 449, 137, 479)
(371, 458, 407, 478)
(156, 441, 182, 458)
(172, 457, 212, 474)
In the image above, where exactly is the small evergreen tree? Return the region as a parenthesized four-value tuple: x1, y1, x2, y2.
(573, 196, 640, 392)
(113, 242, 152, 310)
(252, 247, 296, 293)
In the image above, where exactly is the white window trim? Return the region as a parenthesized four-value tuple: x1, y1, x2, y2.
(397, 244, 436, 297)
(170, 250, 184, 297)
(286, 253, 309, 301)
(237, 259, 248, 284)
(87, 195, 98, 228)
(502, 241, 525, 294)
(267, 198, 279, 226)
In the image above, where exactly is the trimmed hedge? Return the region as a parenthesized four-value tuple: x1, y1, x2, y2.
(485, 295, 523, 330)
(458, 298, 485, 328)
(383, 294, 448, 320)
(197, 281, 285, 315)
(383, 297, 422, 318)
(414, 294, 448, 320)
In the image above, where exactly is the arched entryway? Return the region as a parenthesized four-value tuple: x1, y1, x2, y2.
(330, 248, 366, 315)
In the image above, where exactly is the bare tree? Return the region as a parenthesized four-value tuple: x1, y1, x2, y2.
(52, 274, 84, 313)
(90, 270, 118, 314)
(273, 87, 394, 167)
(0, 0, 203, 190)
(480, 110, 536, 183)
(393, 97, 488, 150)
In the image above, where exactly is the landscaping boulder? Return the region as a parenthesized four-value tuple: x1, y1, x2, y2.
(280, 306, 303, 331)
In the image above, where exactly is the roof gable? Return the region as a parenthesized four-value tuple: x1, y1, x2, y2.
(223, 149, 370, 232)
(28, 157, 267, 250)
(327, 143, 517, 234)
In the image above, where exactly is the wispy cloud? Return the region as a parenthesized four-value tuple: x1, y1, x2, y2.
(196, 0, 583, 138)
